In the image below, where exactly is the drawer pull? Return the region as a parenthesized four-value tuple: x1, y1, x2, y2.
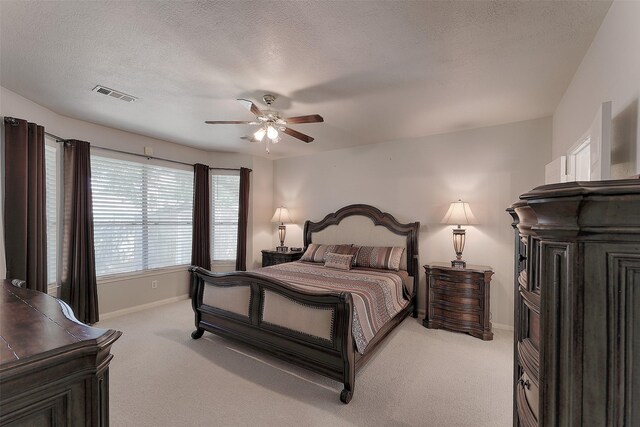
(519, 254, 527, 262)
(519, 378, 531, 390)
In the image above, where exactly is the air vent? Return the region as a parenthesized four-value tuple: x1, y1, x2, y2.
(92, 85, 137, 102)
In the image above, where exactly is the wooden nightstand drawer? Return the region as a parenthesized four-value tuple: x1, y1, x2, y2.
(431, 276, 484, 294)
(423, 263, 493, 341)
(431, 305, 482, 326)
(430, 290, 482, 309)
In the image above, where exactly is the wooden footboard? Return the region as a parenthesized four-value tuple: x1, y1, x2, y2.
(189, 266, 357, 403)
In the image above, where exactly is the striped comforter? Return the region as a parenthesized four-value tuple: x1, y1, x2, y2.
(257, 261, 409, 353)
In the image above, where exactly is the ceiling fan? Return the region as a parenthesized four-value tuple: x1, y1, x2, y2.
(205, 94, 324, 153)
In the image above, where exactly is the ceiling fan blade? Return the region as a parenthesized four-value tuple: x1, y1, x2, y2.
(237, 98, 264, 117)
(284, 114, 324, 124)
(283, 127, 314, 143)
(204, 120, 259, 124)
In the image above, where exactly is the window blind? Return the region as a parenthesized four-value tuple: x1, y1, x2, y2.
(45, 144, 57, 284)
(211, 173, 240, 261)
(91, 155, 193, 276)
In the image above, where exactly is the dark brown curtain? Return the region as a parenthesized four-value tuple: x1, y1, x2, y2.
(60, 140, 99, 324)
(190, 164, 210, 296)
(3, 117, 48, 292)
(235, 167, 251, 271)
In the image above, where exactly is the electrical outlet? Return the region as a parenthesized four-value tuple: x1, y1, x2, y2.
(151, 280, 158, 289)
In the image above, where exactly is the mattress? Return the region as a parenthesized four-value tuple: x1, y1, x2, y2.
(257, 261, 410, 353)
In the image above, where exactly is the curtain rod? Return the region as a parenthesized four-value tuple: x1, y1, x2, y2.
(3, 117, 250, 171)
(41, 128, 248, 172)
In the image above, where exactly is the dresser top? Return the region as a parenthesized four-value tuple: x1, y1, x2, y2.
(0, 280, 121, 367)
(509, 179, 640, 238)
(424, 262, 493, 273)
(519, 178, 640, 200)
(262, 249, 304, 255)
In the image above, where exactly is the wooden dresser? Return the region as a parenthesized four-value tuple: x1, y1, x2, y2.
(508, 179, 640, 426)
(0, 280, 121, 426)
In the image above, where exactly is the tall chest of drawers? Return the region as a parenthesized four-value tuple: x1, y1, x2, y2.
(507, 180, 640, 427)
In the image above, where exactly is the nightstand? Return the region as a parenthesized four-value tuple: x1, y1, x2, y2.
(261, 249, 304, 267)
(423, 262, 494, 341)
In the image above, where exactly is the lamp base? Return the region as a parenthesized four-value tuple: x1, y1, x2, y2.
(277, 225, 287, 253)
(451, 227, 467, 269)
(451, 259, 466, 269)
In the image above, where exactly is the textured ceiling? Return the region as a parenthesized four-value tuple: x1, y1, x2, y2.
(0, 1, 611, 159)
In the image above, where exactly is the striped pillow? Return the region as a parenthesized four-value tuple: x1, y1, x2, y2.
(300, 244, 353, 263)
(355, 246, 405, 271)
(339, 245, 360, 266)
(324, 253, 354, 270)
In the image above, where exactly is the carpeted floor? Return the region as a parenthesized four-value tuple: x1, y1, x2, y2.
(98, 299, 513, 427)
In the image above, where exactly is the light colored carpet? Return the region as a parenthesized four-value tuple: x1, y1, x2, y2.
(98, 300, 513, 427)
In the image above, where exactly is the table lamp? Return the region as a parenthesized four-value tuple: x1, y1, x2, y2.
(271, 206, 294, 252)
(441, 200, 478, 268)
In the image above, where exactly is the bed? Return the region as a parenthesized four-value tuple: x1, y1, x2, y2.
(190, 204, 419, 403)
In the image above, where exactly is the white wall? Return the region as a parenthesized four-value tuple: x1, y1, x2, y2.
(273, 117, 552, 328)
(0, 109, 4, 281)
(0, 86, 272, 316)
(249, 156, 275, 270)
(552, 0, 640, 178)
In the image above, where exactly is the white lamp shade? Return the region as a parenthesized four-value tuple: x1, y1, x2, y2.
(441, 200, 478, 226)
(271, 207, 294, 224)
(254, 127, 266, 141)
(266, 125, 278, 140)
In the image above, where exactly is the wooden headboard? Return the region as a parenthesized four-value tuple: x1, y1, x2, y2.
(303, 204, 420, 294)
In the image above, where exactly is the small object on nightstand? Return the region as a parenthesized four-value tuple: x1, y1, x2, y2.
(423, 262, 493, 340)
(261, 249, 303, 267)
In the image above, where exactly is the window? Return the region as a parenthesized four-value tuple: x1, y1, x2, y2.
(91, 155, 194, 276)
(211, 172, 240, 262)
(45, 142, 58, 284)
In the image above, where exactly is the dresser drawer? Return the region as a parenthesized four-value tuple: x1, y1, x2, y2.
(528, 310, 540, 350)
(516, 373, 539, 427)
(517, 338, 539, 387)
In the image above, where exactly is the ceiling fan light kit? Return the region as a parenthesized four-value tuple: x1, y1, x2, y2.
(266, 125, 278, 140)
(205, 94, 324, 154)
(254, 127, 266, 141)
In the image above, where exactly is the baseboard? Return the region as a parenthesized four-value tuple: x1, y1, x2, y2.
(492, 322, 514, 331)
(99, 294, 189, 320)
